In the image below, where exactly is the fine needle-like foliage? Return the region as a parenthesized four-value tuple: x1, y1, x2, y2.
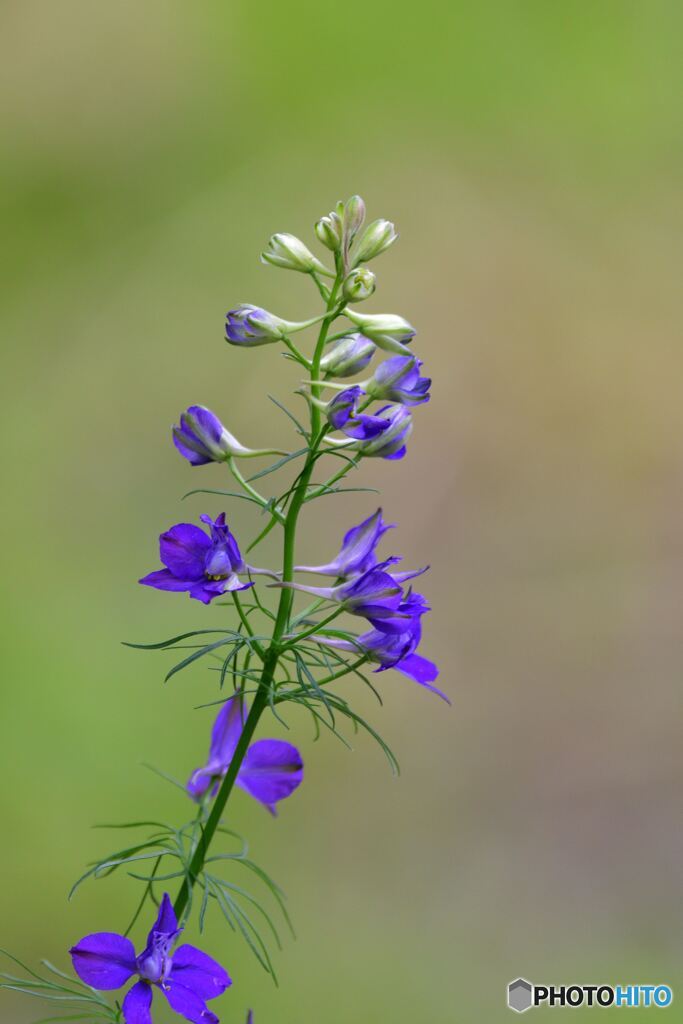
(4, 196, 445, 1024)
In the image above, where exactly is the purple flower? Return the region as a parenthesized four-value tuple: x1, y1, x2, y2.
(367, 356, 431, 406)
(188, 694, 303, 815)
(225, 304, 285, 346)
(173, 406, 284, 465)
(353, 404, 412, 460)
(326, 386, 392, 441)
(69, 893, 231, 1024)
(295, 508, 394, 579)
(139, 514, 254, 605)
(276, 560, 418, 633)
(319, 333, 376, 378)
(316, 603, 448, 702)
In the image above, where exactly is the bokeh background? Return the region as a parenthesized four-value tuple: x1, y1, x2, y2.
(1, 2, 682, 1021)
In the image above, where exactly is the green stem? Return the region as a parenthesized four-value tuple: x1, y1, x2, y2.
(227, 457, 286, 525)
(279, 608, 343, 650)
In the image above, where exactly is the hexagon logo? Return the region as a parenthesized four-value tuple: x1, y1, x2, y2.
(508, 978, 533, 1013)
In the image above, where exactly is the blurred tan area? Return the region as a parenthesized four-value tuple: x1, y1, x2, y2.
(1, 2, 682, 1021)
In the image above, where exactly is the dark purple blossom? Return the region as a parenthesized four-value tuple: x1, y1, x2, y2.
(295, 508, 394, 579)
(139, 514, 254, 605)
(326, 386, 391, 440)
(188, 694, 303, 815)
(69, 894, 231, 1024)
(367, 356, 431, 406)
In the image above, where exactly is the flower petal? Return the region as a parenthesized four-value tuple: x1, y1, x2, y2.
(162, 979, 219, 1024)
(69, 932, 136, 990)
(238, 739, 304, 814)
(395, 654, 450, 702)
(122, 981, 153, 1024)
(139, 569, 194, 593)
(170, 944, 232, 1000)
(159, 523, 211, 579)
(147, 893, 178, 944)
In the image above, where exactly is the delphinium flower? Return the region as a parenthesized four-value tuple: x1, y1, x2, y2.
(188, 693, 303, 816)
(139, 513, 255, 604)
(316, 613, 447, 701)
(325, 386, 392, 440)
(70, 894, 230, 1024)
(327, 403, 413, 460)
(365, 356, 431, 406)
(294, 508, 394, 579)
(173, 405, 286, 464)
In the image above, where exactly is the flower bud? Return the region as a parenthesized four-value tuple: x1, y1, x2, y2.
(315, 211, 343, 252)
(320, 333, 376, 378)
(366, 355, 431, 406)
(353, 219, 398, 264)
(342, 267, 376, 303)
(343, 195, 366, 244)
(344, 309, 416, 355)
(225, 304, 287, 346)
(261, 233, 330, 275)
(173, 405, 287, 464)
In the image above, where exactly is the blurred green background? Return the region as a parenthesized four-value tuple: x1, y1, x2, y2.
(1, 2, 682, 1021)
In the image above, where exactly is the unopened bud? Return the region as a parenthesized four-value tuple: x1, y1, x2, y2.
(315, 211, 343, 252)
(353, 219, 398, 264)
(320, 333, 376, 378)
(343, 195, 366, 245)
(344, 309, 416, 355)
(342, 267, 376, 303)
(261, 233, 330, 275)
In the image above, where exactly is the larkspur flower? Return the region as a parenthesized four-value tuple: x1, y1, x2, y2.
(328, 404, 412, 460)
(139, 514, 256, 605)
(69, 893, 231, 1024)
(315, 601, 447, 701)
(344, 309, 416, 356)
(295, 508, 394, 579)
(326, 386, 392, 440)
(275, 560, 425, 633)
(366, 356, 431, 406)
(188, 694, 303, 815)
(320, 333, 376, 378)
(173, 405, 286, 465)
